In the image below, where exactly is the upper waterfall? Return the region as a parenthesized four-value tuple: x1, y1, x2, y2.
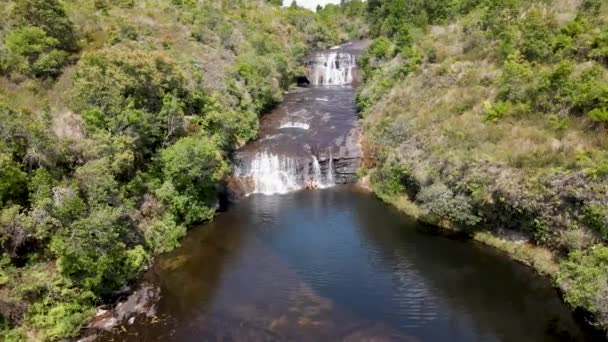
(306, 51, 356, 86)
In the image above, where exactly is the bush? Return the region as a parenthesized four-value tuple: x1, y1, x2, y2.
(416, 183, 482, 227)
(371, 160, 419, 198)
(71, 48, 193, 154)
(0, 154, 27, 206)
(583, 204, 608, 240)
(518, 10, 556, 61)
(558, 245, 608, 327)
(588, 107, 608, 125)
(11, 0, 78, 52)
(484, 101, 512, 122)
(156, 136, 228, 225)
(498, 52, 536, 102)
(142, 214, 186, 254)
(50, 206, 146, 297)
(4, 26, 68, 78)
(29, 302, 93, 341)
(368, 36, 394, 60)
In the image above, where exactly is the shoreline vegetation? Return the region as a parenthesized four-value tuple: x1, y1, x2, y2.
(355, 0, 608, 336)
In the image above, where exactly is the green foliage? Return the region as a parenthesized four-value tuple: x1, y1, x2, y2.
(588, 107, 608, 125)
(558, 245, 608, 327)
(4, 26, 68, 78)
(368, 36, 394, 60)
(29, 302, 93, 341)
(143, 214, 186, 254)
(484, 101, 511, 122)
(371, 160, 418, 198)
(518, 10, 556, 61)
(72, 48, 192, 155)
(10, 0, 78, 51)
(499, 52, 535, 102)
(157, 136, 228, 225)
(0, 154, 27, 206)
(50, 206, 145, 296)
(583, 204, 608, 240)
(0, 205, 33, 257)
(416, 183, 482, 227)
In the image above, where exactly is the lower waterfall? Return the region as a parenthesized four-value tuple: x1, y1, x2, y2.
(235, 151, 336, 196)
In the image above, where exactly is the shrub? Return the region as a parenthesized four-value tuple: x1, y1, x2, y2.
(518, 10, 556, 61)
(588, 107, 608, 125)
(371, 160, 419, 198)
(4, 26, 68, 78)
(71, 48, 193, 154)
(416, 183, 482, 227)
(583, 204, 608, 240)
(499, 52, 536, 102)
(143, 214, 187, 254)
(11, 0, 78, 52)
(29, 302, 93, 341)
(368, 36, 394, 60)
(484, 101, 512, 123)
(0, 205, 33, 257)
(0, 153, 27, 207)
(50, 206, 146, 297)
(558, 245, 608, 328)
(157, 136, 228, 225)
(590, 31, 608, 65)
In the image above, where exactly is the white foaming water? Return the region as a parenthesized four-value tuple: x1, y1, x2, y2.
(312, 156, 322, 181)
(236, 152, 299, 195)
(307, 52, 356, 86)
(279, 122, 310, 130)
(236, 151, 336, 195)
(326, 152, 335, 186)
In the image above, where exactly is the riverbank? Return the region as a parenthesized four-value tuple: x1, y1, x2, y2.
(358, 175, 608, 339)
(355, 0, 608, 334)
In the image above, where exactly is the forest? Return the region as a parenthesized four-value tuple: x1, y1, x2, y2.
(1, 0, 608, 340)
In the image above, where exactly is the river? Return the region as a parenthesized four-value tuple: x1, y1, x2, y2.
(94, 42, 593, 341)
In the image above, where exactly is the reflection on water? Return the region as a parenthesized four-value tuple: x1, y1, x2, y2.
(97, 187, 591, 342)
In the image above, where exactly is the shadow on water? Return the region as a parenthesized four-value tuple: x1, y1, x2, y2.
(97, 186, 594, 342)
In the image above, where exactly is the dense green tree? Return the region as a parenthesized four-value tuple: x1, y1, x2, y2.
(5, 26, 68, 78)
(11, 0, 78, 51)
(157, 136, 228, 225)
(50, 205, 145, 296)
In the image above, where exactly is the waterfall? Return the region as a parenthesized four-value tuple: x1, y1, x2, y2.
(326, 152, 335, 186)
(235, 151, 337, 196)
(235, 152, 300, 195)
(307, 52, 356, 86)
(312, 156, 323, 182)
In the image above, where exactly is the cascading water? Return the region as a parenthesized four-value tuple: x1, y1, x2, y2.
(235, 152, 299, 195)
(235, 151, 337, 195)
(306, 52, 356, 86)
(230, 41, 366, 198)
(312, 156, 322, 182)
(326, 152, 335, 186)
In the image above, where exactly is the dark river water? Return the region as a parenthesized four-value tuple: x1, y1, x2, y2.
(98, 187, 591, 341)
